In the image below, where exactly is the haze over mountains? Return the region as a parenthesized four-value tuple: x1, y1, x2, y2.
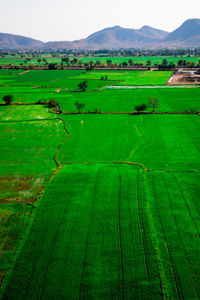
(0, 18, 200, 50)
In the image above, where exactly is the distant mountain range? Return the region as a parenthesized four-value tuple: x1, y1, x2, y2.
(0, 19, 200, 50)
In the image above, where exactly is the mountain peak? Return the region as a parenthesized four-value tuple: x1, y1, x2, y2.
(0, 18, 200, 50)
(164, 18, 200, 45)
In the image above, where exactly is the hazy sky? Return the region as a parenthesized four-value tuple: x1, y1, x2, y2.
(1, 0, 200, 42)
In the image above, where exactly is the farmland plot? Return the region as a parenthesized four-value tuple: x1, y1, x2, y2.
(58, 114, 200, 171)
(0, 107, 66, 284)
(1, 88, 199, 113)
(0, 68, 200, 300)
(1, 164, 163, 299)
(2, 165, 200, 299)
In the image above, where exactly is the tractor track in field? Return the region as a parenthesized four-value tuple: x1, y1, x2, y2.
(117, 168, 125, 300)
(136, 173, 152, 295)
(170, 174, 200, 297)
(78, 170, 98, 300)
(172, 173, 200, 239)
(163, 174, 200, 299)
(39, 178, 73, 300)
(151, 175, 184, 300)
(145, 176, 169, 300)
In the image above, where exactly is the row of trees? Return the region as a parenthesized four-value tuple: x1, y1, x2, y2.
(1, 94, 159, 114)
(1, 48, 200, 58)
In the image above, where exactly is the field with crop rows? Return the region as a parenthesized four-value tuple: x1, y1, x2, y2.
(0, 68, 200, 299)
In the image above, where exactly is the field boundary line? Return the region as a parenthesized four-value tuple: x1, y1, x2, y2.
(61, 161, 200, 173)
(117, 168, 125, 300)
(62, 111, 200, 115)
(54, 117, 70, 167)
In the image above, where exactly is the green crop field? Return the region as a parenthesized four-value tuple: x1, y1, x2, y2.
(73, 70, 172, 85)
(1, 87, 200, 113)
(0, 55, 200, 66)
(0, 68, 200, 299)
(0, 70, 172, 88)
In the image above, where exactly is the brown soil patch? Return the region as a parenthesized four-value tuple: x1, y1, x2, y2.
(167, 73, 200, 85)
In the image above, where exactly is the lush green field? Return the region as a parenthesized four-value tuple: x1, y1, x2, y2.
(1, 87, 200, 113)
(74, 70, 172, 85)
(0, 68, 200, 299)
(58, 114, 200, 171)
(2, 165, 200, 299)
(0, 106, 66, 284)
(0, 70, 172, 88)
(0, 70, 115, 90)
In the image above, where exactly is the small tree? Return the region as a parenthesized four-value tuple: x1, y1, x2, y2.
(122, 62, 128, 67)
(134, 104, 147, 114)
(47, 99, 62, 112)
(128, 59, 133, 66)
(3, 95, 13, 105)
(75, 101, 85, 113)
(149, 97, 160, 113)
(78, 80, 88, 92)
(48, 63, 57, 70)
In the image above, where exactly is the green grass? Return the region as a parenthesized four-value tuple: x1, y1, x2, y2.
(1, 87, 199, 113)
(70, 70, 172, 85)
(58, 114, 200, 171)
(0, 69, 23, 75)
(0, 105, 55, 121)
(54, 88, 200, 113)
(0, 106, 66, 282)
(0, 69, 200, 299)
(115, 71, 172, 85)
(1, 164, 162, 299)
(145, 171, 200, 299)
(0, 70, 114, 90)
(2, 164, 200, 299)
(0, 70, 85, 87)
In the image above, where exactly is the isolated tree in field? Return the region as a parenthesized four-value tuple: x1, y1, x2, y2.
(48, 63, 57, 70)
(128, 59, 133, 66)
(149, 97, 160, 113)
(2, 95, 13, 105)
(146, 60, 151, 66)
(47, 99, 62, 112)
(122, 61, 128, 67)
(134, 104, 147, 114)
(75, 101, 85, 113)
(78, 80, 88, 91)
